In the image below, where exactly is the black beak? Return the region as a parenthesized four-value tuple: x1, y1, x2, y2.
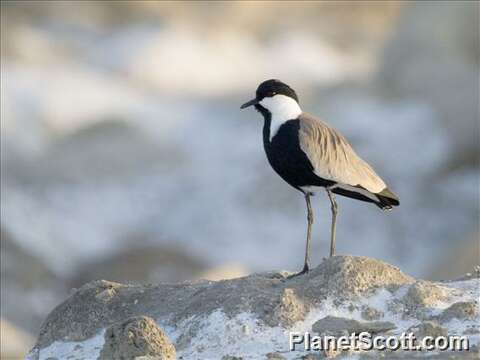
(240, 98, 259, 109)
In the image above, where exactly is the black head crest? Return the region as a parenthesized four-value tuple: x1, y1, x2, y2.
(255, 79, 298, 102)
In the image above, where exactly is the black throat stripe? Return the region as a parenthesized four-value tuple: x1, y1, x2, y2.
(262, 118, 334, 191)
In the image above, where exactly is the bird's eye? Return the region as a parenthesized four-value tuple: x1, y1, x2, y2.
(268, 92, 276, 96)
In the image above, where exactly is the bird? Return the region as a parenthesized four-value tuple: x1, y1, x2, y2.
(241, 79, 399, 276)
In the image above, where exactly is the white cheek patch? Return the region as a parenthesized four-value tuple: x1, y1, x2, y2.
(260, 94, 302, 141)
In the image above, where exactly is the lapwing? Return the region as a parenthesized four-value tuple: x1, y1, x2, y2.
(241, 79, 399, 275)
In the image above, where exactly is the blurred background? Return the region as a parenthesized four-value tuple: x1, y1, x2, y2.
(1, 1, 479, 357)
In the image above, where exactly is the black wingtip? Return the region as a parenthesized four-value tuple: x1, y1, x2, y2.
(376, 187, 400, 210)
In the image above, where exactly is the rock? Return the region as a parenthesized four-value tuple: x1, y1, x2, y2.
(33, 256, 413, 350)
(407, 321, 447, 341)
(403, 281, 449, 310)
(95, 287, 118, 303)
(299, 354, 323, 360)
(360, 306, 384, 321)
(30, 255, 480, 359)
(305, 256, 414, 299)
(266, 352, 286, 359)
(312, 316, 396, 336)
(99, 316, 175, 360)
(358, 348, 480, 359)
(265, 288, 308, 327)
(436, 301, 479, 323)
(464, 325, 480, 335)
(323, 347, 341, 359)
(36, 280, 127, 346)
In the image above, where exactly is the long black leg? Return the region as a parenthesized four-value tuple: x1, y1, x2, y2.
(326, 189, 338, 257)
(303, 193, 314, 271)
(289, 193, 314, 278)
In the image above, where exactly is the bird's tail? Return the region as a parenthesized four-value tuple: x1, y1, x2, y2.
(375, 187, 400, 210)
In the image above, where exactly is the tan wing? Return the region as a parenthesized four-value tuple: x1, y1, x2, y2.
(298, 112, 387, 193)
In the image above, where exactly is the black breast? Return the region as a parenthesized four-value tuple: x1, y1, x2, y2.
(263, 119, 334, 191)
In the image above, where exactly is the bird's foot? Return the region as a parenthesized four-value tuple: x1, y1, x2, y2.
(287, 263, 310, 279)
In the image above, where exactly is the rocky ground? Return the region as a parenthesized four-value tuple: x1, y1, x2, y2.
(2, 2, 479, 357)
(27, 256, 479, 359)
